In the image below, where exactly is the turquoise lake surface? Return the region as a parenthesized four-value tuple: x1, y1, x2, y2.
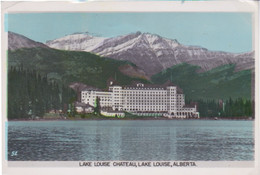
(7, 120, 254, 161)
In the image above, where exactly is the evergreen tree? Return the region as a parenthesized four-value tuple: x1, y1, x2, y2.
(94, 97, 101, 114)
(8, 67, 76, 119)
(196, 97, 253, 118)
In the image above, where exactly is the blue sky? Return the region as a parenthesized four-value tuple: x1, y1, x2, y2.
(6, 12, 252, 53)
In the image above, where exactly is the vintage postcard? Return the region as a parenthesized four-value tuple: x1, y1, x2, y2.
(1, 1, 259, 175)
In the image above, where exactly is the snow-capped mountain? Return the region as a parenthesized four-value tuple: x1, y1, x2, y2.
(46, 33, 106, 52)
(8, 32, 48, 50)
(46, 32, 254, 76)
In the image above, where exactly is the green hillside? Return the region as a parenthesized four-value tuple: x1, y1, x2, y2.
(8, 48, 253, 101)
(151, 63, 252, 100)
(8, 48, 149, 89)
(7, 48, 254, 118)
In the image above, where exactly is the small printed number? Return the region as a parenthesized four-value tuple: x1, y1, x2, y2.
(11, 151, 18, 156)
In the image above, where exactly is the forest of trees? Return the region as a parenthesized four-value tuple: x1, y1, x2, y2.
(8, 66, 254, 119)
(191, 98, 254, 118)
(8, 67, 76, 119)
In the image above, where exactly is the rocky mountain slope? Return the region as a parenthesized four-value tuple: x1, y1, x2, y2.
(8, 32, 48, 50)
(46, 33, 106, 52)
(46, 31, 254, 76)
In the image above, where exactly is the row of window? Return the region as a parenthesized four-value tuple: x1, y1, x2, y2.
(83, 92, 182, 97)
(123, 94, 168, 97)
(83, 96, 182, 100)
(125, 97, 168, 100)
(125, 108, 167, 111)
(123, 91, 166, 93)
(123, 88, 165, 90)
(83, 97, 183, 104)
(126, 103, 167, 105)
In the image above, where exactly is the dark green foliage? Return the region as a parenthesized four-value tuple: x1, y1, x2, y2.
(8, 67, 76, 119)
(8, 48, 149, 89)
(197, 98, 254, 118)
(152, 63, 254, 118)
(8, 47, 148, 119)
(152, 63, 252, 100)
(94, 97, 101, 114)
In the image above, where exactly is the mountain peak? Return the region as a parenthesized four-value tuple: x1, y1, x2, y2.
(134, 31, 180, 45)
(135, 31, 142, 35)
(46, 33, 107, 52)
(8, 31, 48, 51)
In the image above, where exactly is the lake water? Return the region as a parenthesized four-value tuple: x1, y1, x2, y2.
(7, 120, 254, 161)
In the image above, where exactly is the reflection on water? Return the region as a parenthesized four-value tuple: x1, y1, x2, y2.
(8, 120, 254, 161)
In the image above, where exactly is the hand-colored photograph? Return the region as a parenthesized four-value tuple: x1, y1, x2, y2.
(6, 12, 254, 162)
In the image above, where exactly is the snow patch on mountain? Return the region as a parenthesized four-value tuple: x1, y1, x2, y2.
(46, 33, 107, 52)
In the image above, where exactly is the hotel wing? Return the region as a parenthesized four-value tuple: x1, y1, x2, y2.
(80, 80, 199, 119)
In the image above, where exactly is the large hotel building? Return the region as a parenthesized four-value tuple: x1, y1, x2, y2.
(81, 81, 199, 118)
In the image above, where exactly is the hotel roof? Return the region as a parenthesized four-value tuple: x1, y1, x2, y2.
(75, 102, 94, 108)
(121, 80, 183, 93)
(82, 85, 101, 91)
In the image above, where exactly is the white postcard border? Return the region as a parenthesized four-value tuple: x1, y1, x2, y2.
(1, 1, 259, 175)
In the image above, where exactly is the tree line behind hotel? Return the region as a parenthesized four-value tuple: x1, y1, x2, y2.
(7, 67, 254, 120)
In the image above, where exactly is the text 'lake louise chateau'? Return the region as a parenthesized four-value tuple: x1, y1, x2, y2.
(81, 80, 199, 118)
